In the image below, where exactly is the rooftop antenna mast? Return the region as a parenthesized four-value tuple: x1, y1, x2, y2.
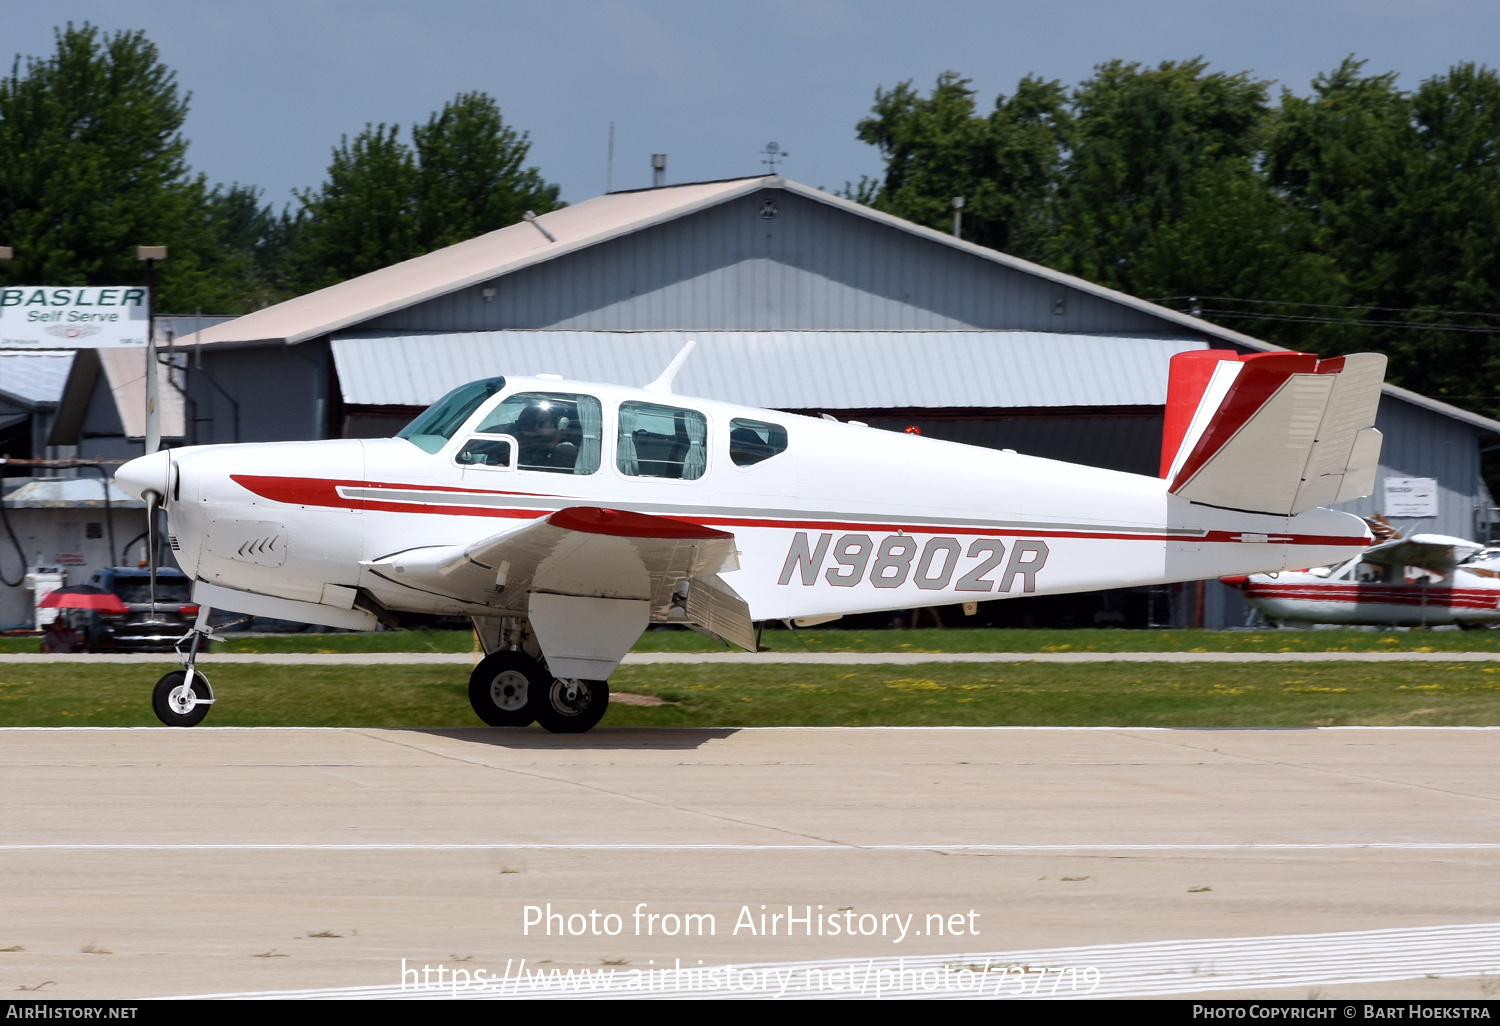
(606, 121, 615, 193)
(760, 141, 788, 174)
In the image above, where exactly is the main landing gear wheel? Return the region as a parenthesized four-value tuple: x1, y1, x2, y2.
(534, 677, 609, 734)
(469, 651, 545, 726)
(152, 670, 212, 727)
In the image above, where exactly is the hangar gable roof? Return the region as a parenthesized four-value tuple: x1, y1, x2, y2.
(179, 175, 1244, 350)
(180, 175, 1500, 438)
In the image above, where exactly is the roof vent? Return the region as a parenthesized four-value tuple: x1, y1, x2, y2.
(652, 153, 667, 188)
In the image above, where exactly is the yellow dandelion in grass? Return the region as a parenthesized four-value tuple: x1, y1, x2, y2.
(884, 678, 944, 690)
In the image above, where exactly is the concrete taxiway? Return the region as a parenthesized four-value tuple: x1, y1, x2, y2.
(2, 726, 1498, 999)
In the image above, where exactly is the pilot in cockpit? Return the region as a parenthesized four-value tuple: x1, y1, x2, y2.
(515, 402, 579, 472)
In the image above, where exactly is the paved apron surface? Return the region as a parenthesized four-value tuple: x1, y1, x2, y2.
(2, 726, 1498, 998)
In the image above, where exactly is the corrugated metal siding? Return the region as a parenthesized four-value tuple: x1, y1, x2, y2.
(1333, 397, 1484, 540)
(861, 412, 1165, 477)
(330, 331, 1208, 410)
(361, 191, 1181, 334)
(0, 352, 74, 406)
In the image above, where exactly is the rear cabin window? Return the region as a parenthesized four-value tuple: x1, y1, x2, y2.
(728, 418, 787, 467)
(472, 392, 603, 475)
(398, 377, 506, 453)
(617, 401, 708, 480)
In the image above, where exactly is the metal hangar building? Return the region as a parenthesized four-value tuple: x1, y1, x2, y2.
(49, 175, 1500, 629)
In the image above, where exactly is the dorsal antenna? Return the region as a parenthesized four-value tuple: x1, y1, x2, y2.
(644, 340, 696, 395)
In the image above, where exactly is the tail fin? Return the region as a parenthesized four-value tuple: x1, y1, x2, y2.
(1159, 349, 1385, 515)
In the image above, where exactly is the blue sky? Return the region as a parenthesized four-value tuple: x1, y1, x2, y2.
(3, 1, 1497, 208)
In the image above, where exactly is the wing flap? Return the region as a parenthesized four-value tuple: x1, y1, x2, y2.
(684, 573, 757, 652)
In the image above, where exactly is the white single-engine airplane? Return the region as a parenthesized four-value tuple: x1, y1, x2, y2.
(1224, 531, 1500, 629)
(115, 344, 1387, 730)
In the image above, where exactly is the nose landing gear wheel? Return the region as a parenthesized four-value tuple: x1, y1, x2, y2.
(468, 651, 545, 726)
(534, 677, 609, 734)
(152, 671, 212, 727)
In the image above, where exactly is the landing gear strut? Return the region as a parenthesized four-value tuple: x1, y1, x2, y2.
(151, 606, 245, 727)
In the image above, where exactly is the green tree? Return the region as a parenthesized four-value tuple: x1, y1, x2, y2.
(851, 55, 1500, 486)
(1125, 161, 1339, 337)
(0, 23, 270, 313)
(291, 124, 420, 286)
(1046, 58, 1277, 294)
(851, 71, 1069, 257)
(292, 93, 561, 288)
(414, 92, 561, 250)
(1267, 59, 1500, 417)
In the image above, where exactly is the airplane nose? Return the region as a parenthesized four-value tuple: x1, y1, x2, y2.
(115, 449, 171, 502)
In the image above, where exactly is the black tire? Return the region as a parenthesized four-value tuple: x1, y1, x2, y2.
(468, 651, 545, 726)
(152, 670, 212, 727)
(533, 677, 610, 734)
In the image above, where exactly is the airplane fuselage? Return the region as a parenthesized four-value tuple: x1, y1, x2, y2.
(146, 376, 1372, 626)
(1238, 568, 1500, 628)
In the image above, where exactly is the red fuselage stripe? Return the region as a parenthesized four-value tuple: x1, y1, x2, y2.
(228, 474, 1368, 547)
(1247, 583, 1500, 609)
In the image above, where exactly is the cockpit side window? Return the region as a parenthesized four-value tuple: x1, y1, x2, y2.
(1354, 560, 1392, 583)
(728, 418, 788, 467)
(455, 436, 515, 469)
(474, 392, 603, 475)
(398, 377, 506, 453)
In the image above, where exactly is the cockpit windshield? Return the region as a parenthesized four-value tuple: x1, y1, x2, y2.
(397, 377, 506, 453)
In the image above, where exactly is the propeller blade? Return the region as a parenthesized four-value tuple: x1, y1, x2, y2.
(146, 489, 159, 615)
(145, 335, 161, 455)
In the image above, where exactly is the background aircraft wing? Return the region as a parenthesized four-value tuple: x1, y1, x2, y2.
(363, 506, 754, 649)
(1360, 533, 1484, 574)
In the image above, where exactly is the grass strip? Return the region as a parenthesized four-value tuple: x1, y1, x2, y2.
(2, 661, 1497, 728)
(6, 626, 1500, 656)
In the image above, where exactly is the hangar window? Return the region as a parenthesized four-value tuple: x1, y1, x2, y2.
(474, 392, 602, 475)
(398, 377, 505, 453)
(618, 401, 708, 480)
(728, 418, 787, 467)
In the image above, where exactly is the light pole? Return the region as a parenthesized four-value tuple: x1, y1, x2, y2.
(136, 246, 167, 455)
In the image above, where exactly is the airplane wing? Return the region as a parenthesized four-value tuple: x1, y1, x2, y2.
(1162, 351, 1385, 515)
(1360, 533, 1485, 575)
(362, 506, 755, 650)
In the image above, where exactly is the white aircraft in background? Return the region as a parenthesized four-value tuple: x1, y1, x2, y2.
(115, 344, 1387, 730)
(1223, 528, 1500, 629)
